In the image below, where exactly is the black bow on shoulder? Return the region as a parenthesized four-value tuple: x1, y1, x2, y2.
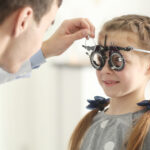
(137, 100, 150, 110)
(87, 96, 110, 111)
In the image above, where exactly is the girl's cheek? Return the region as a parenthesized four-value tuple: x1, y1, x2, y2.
(96, 70, 99, 76)
(96, 71, 101, 82)
(96, 70, 101, 79)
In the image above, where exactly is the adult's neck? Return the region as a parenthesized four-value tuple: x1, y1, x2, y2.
(0, 22, 12, 66)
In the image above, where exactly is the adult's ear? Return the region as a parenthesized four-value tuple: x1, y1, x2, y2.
(13, 7, 33, 37)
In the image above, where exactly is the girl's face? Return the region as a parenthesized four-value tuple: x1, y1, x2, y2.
(96, 31, 150, 98)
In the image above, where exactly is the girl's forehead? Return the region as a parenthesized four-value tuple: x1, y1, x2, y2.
(99, 31, 139, 48)
(98, 32, 141, 59)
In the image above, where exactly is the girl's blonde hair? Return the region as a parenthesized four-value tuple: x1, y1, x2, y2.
(68, 15, 150, 150)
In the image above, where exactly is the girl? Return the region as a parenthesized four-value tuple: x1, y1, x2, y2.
(68, 15, 150, 150)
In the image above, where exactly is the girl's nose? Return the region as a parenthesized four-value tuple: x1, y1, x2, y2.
(101, 60, 113, 74)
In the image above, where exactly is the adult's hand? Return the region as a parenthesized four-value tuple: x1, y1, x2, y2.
(42, 18, 95, 58)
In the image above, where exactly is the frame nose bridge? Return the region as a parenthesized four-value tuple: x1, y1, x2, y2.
(102, 57, 112, 72)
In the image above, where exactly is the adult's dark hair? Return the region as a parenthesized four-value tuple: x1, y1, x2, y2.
(0, 0, 62, 24)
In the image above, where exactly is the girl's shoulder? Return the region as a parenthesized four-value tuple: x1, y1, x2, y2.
(81, 109, 149, 150)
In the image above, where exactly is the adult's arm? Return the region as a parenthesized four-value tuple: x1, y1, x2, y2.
(0, 18, 95, 84)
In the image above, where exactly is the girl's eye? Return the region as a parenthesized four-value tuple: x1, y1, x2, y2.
(112, 56, 123, 67)
(114, 57, 122, 62)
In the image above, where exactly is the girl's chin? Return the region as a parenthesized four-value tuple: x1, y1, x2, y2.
(104, 91, 122, 98)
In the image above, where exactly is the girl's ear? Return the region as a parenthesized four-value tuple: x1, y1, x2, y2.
(12, 7, 33, 37)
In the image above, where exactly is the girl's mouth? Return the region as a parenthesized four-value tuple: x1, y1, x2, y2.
(103, 80, 120, 86)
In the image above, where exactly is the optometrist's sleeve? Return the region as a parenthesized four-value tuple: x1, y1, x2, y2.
(0, 49, 46, 84)
(30, 49, 46, 69)
(0, 60, 32, 84)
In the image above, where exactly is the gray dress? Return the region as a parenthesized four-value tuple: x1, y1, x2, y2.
(80, 108, 150, 150)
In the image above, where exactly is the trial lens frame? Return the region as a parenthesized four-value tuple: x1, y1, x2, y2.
(82, 37, 150, 71)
